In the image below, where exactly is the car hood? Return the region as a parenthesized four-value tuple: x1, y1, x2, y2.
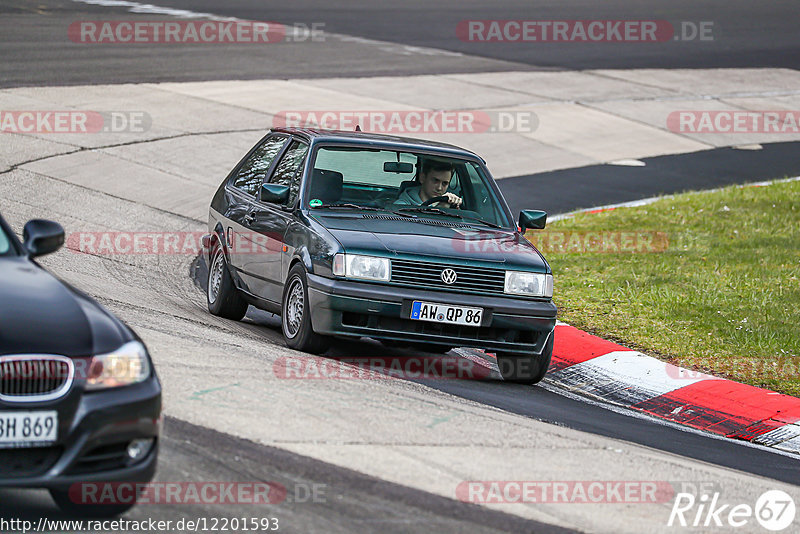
(314, 214, 548, 271)
(0, 258, 132, 357)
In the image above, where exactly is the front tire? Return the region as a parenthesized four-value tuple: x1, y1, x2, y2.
(496, 333, 553, 385)
(282, 265, 329, 354)
(207, 242, 248, 321)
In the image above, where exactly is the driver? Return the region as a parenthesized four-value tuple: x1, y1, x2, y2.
(395, 159, 463, 208)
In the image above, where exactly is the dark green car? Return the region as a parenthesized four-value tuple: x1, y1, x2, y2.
(205, 128, 556, 384)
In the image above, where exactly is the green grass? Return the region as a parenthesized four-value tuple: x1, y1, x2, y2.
(529, 179, 800, 397)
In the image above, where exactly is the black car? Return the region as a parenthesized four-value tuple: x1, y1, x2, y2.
(205, 128, 556, 384)
(0, 213, 161, 516)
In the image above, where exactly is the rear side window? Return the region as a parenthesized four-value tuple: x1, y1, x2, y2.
(232, 135, 287, 196)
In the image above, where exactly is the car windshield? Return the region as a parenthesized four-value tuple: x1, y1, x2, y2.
(306, 146, 513, 228)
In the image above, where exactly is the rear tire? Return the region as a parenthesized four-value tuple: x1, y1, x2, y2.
(282, 264, 330, 354)
(496, 333, 553, 385)
(50, 488, 135, 517)
(207, 242, 248, 321)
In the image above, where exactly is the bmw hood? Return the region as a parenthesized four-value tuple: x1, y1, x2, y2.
(0, 258, 133, 357)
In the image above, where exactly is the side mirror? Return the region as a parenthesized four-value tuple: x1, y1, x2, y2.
(519, 210, 547, 232)
(23, 219, 65, 257)
(260, 183, 291, 204)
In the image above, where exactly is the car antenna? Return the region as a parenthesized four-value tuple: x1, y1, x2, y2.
(355, 125, 361, 131)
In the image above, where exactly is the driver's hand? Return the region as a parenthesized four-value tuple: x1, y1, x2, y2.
(441, 193, 463, 208)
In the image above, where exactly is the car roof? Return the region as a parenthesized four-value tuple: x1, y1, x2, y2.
(271, 127, 484, 162)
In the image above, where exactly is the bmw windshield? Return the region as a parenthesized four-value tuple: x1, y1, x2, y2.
(305, 146, 514, 229)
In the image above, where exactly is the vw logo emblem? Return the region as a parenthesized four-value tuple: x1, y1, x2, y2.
(441, 268, 457, 285)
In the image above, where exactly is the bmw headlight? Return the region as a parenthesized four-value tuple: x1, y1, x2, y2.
(86, 341, 151, 390)
(504, 271, 553, 298)
(333, 253, 390, 281)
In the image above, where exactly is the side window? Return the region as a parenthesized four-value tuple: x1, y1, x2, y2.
(232, 135, 287, 196)
(268, 139, 309, 205)
(465, 163, 503, 222)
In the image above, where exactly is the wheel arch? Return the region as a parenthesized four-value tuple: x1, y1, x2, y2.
(287, 247, 313, 280)
(209, 223, 229, 263)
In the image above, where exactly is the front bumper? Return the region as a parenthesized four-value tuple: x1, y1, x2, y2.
(307, 273, 556, 355)
(0, 375, 161, 489)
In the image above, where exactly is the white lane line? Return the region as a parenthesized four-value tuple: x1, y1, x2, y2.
(70, 0, 463, 57)
(549, 350, 719, 407)
(71, 0, 237, 20)
(608, 158, 646, 167)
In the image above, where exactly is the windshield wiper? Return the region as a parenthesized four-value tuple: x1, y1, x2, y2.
(313, 203, 381, 211)
(396, 207, 462, 219)
(457, 215, 502, 229)
(397, 207, 501, 228)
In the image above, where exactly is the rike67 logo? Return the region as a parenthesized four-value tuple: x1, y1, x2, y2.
(668, 490, 796, 531)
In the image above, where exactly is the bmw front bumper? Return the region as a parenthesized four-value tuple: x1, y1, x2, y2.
(0, 376, 161, 490)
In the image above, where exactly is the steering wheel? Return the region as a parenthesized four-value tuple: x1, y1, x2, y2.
(422, 195, 460, 208)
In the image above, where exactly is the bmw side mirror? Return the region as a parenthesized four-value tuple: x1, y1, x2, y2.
(519, 210, 547, 232)
(260, 183, 291, 204)
(23, 219, 65, 257)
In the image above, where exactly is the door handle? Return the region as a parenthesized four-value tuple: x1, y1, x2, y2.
(243, 212, 255, 224)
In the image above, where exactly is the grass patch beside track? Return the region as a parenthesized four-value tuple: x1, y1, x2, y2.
(532, 179, 800, 396)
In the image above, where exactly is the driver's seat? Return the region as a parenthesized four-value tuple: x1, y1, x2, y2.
(397, 180, 418, 195)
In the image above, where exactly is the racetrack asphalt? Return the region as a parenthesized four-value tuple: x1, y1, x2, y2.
(0, 417, 569, 533)
(2, 0, 799, 87)
(500, 141, 800, 216)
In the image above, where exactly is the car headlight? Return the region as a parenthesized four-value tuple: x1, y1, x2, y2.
(504, 271, 553, 298)
(333, 253, 390, 281)
(85, 341, 151, 391)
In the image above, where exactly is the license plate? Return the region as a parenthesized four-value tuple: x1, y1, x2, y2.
(0, 411, 58, 447)
(410, 301, 483, 326)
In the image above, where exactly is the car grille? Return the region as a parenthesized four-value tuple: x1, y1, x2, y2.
(0, 356, 73, 401)
(0, 446, 62, 477)
(391, 259, 506, 295)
